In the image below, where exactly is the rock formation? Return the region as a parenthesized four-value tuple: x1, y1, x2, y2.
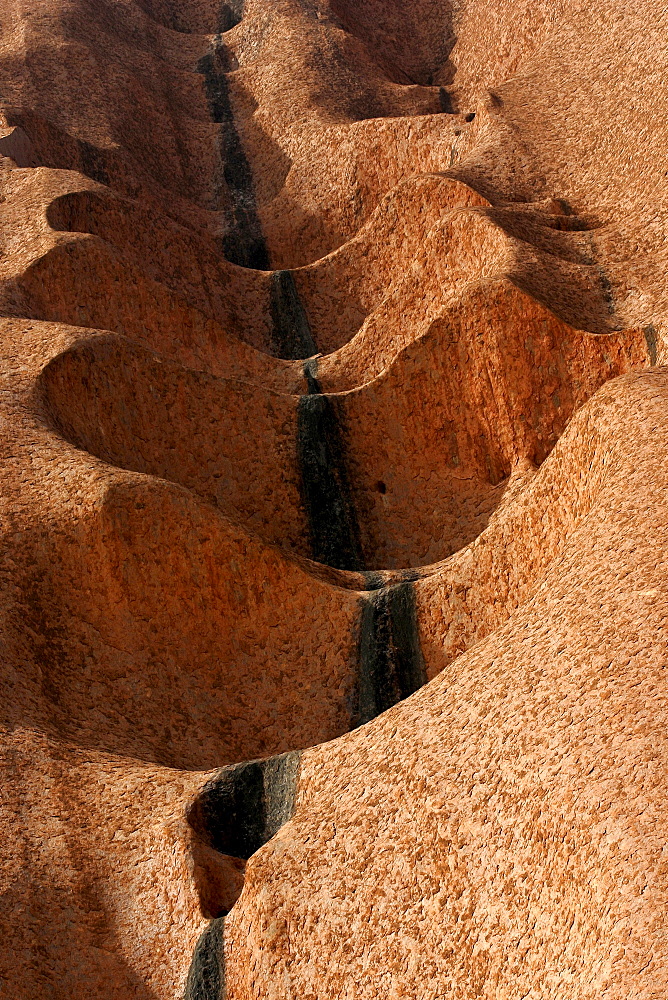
(0, 0, 667, 996)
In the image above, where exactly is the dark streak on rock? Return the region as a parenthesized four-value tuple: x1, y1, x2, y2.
(218, 0, 244, 32)
(578, 231, 617, 318)
(188, 751, 302, 861)
(183, 917, 225, 1000)
(644, 324, 658, 365)
(439, 87, 454, 114)
(270, 271, 318, 358)
(197, 37, 270, 270)
(355, 580, 426, 726)
(297, 369, 426, 718)
(184, 751, 300, 996)
(298, 362, 364, 571)
(79, 142, 110, 186)
(303, 357, 320, 394)
(597, 265, 615, 315)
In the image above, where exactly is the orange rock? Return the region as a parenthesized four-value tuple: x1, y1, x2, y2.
(0, 0, 667, 997)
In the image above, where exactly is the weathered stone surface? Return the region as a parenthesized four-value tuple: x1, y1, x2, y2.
(0, 0, 667, 997)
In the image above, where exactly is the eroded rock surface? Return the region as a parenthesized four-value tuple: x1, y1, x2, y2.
(0, 0, 667, 997)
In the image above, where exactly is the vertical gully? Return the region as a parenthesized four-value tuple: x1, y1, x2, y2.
(186, 6, 428, 989)
(184, 752, 302, 1000)
(183, 918, 225, 1000)
(270, 271, 319, 358)
(298, 360, 427, 720)
(197, 0, 271, 270)
(298, 359, 365, 571)
(356, 575, 427, 726)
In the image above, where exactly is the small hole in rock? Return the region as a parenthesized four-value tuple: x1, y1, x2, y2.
(465, 112, 476, 122)
(376, 481, 387, 494)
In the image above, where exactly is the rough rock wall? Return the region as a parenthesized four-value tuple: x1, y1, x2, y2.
(0, 0, 667, 997)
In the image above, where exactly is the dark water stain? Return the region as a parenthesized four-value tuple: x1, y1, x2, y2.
(297, 360, 364, 571)
(183, 917, 225, 1000)
(572, 228, 618, 320)
(354, 579, 426, 726)
(303, 356, 320, 394)
(183, 751, 300, 997)
(218, 0, 244, 32)
(439, 87, 454, 114)
(79, 142, 110, 186)
(197, 38, 270, 270)
(644, 324, 658, 365)
(188, 751, 302, 861)
(596, 264, 615, 315)
(296, 366, 426, 717)
(269, 271, 318, 358)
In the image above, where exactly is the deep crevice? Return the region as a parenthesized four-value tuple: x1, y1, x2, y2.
(297, 361, 364, 571)
(197, 37, 270, 269)
(183, 917, 225, 1000)
(218, 0, 244, 32)
(269, 271, 318, 358)
(644, 324, 658, 365)
(355, 579, 426, 726)
(187, 751, 302, 861)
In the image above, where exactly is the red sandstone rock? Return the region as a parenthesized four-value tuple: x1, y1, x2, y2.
(0, 1, 667, 998)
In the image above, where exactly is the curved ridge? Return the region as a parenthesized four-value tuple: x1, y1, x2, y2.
(0, 1, 667, 999)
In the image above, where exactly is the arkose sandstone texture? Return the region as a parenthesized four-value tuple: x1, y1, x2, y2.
(0, 0, 667, 997)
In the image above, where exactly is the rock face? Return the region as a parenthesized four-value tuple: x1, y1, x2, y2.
(0, 0, 667, 997)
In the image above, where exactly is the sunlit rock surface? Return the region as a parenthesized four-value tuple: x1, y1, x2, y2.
(0, 1, 667, 997)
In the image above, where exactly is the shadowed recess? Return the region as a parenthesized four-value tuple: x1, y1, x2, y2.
(644, 325, 658, 365)
(187, 751, 302, 861)
(270, 271, 318, 358)
(439, 87, 454, 113)
(183, 917, 225, 1000)
(297, 360, 364, 570)
(197, 38, 270, 269)
(219, 0, 245, 32)
(356, 580, 426, 726)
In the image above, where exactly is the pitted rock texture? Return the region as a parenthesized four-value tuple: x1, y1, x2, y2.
(0, 1, 667, 998)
